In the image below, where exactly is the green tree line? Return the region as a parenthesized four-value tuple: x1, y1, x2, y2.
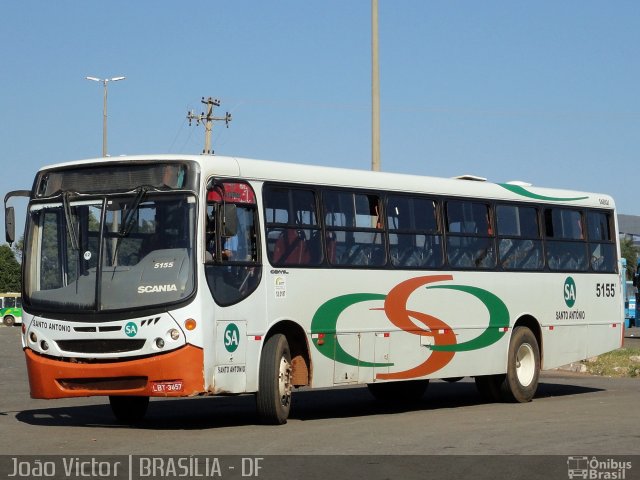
(621, 237, 639, 280)
(0, 243, 21, 292)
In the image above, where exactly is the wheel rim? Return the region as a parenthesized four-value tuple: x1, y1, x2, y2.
(515, 343, 535, 386)
(278, 356, 292, 407)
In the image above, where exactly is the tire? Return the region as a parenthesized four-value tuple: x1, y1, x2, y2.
(474, 374, 504, 402)
(256, 334, 292, 425)
(367, 380, 429, 402)
(501, 326, 540, 403)
(3, 315, 15, 327)
(109, 396, 149, 423)
(442, 377, 464, 383)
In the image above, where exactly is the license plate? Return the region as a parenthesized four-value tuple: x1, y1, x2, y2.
(151, 381, 184, 393)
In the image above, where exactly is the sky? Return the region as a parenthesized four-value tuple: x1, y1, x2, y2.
(1, 0, 639, 241)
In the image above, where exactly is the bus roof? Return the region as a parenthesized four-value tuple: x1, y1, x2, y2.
(37, 154, 615, 210)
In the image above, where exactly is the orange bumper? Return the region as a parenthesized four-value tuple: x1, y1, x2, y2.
(25, 345, 204, 399)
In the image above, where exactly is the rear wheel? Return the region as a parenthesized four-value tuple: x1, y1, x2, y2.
(108, 396, 149, 423)
(3, 315, 15, 327)
(475, 326, 540, 403)
(501, 326, 540, 402)
(367, 380, 429, 402)
(256, 334, 292, 425)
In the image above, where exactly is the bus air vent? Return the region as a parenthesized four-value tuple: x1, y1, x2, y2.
(99, 326, 122, 332)
(453, 174, 487, 181)
(74, 326, 97, 332)
(56, 339, 146, 354)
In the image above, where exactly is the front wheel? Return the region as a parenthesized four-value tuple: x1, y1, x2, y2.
(108, 396, 149, 423)
(501, 326, 540, 402)
(3, 315, 15, 327)
(256, 334, 292, 425)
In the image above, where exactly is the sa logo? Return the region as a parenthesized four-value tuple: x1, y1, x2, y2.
(124, 322, 138, 337)
(224, 323, 240, 353)
(564, 277, 577, 308)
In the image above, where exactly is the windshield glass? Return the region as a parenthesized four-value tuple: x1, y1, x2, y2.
(25, 193, 196, 314)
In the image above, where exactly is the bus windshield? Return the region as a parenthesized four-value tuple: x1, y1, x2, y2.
(24, 192, 196, 314)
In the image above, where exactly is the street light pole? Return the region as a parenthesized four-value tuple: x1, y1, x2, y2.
(86, 76, 126, 157)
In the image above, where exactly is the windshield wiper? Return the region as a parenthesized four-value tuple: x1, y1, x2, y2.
(118, 186, 149, 237)
(110, 186, 150, 266)
(62, 191, 80, 250)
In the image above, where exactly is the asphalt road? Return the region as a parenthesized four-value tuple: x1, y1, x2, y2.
(0, 325, 638, 479)
(625, 327, 640, 348)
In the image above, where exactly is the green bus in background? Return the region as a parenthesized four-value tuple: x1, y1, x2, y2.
(1, 293, 22, 326)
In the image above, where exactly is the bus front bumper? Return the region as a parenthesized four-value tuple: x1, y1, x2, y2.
(24, 345, 204, 399)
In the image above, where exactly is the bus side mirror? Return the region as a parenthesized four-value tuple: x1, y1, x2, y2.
(222, 204, 238, 237)
(5, 206, 15, 245)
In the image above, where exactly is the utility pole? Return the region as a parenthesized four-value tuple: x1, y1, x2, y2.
(371, 0, 381, 171)
(187, 97, 232, 155)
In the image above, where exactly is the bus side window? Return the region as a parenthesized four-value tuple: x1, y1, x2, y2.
(587, 210, 616, 272)
(387, 194, 442, 269)
(446, 200, 495, 269)
(263, 185, 321, 266)
(322, 191, 386, 267)
(496, 204, 543, 270)
(544, 208, 588, 272)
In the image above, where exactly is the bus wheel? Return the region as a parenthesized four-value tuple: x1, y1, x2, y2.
(3, 315, 15, 327)
(474, 375, 504, 402)
(256, 334, 292, 425)
(108, 396, 149, 423)
(367, 380, 429, 402)
(501, 326, 540, 403)
(442, 377, 464, 383)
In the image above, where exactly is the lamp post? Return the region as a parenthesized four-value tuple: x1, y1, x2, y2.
(85, 76, 126, 157)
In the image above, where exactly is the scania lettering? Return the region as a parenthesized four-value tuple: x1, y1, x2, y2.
(138, 284, 178, 294)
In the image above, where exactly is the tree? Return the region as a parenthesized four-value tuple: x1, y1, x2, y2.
(0, 244, 21, 292)
(620, 237, 639, 281)
(11, 235, 24, 263)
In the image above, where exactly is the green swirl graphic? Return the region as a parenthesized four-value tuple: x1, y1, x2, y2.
(311, 293, 393, 367)
(499, 183, 588, 202)
(426, 285, 509, 352)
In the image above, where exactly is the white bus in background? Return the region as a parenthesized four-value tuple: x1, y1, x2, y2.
(4, 155, 622, 424)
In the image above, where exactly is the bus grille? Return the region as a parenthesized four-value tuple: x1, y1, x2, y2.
(56, 339, 146, 354)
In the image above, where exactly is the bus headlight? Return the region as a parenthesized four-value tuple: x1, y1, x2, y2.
(40, 340, 49, 351)
(155, 338, 165, 349)
(169, 329, 180, 341)
(29, 332, 38, 343)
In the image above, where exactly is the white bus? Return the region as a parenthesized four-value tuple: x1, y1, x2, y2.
(4, 155, 623, 424)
